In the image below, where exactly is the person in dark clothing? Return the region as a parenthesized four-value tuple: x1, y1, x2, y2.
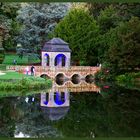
(13, 59, 17, 65)
(31, 65, 35, 76)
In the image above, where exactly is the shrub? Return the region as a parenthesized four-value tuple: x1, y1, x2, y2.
(0, 76, 52, 91)
(116, 72, 140, 83)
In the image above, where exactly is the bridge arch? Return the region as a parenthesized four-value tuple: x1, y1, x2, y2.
(55, 54, 66, 67)
(40, 74, 51, 79)
(55, 73, 65, 85)
(71, 74, 81, 84)
(55, 73, 65, 80)
(85, 74, 94, 83)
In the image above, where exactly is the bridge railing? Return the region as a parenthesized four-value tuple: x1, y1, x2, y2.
(6, 65, 101, 74)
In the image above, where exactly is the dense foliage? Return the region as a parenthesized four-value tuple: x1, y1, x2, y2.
(0, 2, 140, 78)
(16, 3, 69, 53)
(50, 9, 99, 65)
(0, 3, 21, 51)
(51, 3, 140, 74)
(0, 76, 52, 90)
(116, 72, 140, 83)
(106, 17, 140, 71)
(0, 84, 140, 137)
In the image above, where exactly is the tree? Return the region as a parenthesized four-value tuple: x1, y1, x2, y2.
(90, 6, 121, 64)
(4, 20, 21, 51)
(97, 5, 121, 33)
(0, 2, 20, 19)
(16, 3, 70, 54)
(0, 25, 9, 63)
(112, 3, 140, 21)
(0, 3, 21, 51)
(85, 2, 109, 18)
(84, 3, 140, 66)
(86, 3, 140, 21)
(50, 8, 99, 66)
(106, 17, 140, 72)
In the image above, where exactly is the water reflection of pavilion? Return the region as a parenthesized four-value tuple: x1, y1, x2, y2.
(41, 90, 69, 121)
(40, 81, 100, 121)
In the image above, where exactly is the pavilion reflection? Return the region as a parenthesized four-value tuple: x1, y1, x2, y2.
(40, 84, 69, 121)
(40, 80, 100, 121)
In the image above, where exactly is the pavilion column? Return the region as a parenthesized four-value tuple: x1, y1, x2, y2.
(40, 92, 47, 106)
(65, 54, 71, 68)
(64, 90, 69, 106)
(48, 91, 55, 107)
(50, 57, 55, 70)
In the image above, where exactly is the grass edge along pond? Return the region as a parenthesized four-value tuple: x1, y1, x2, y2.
(116, 72, 140, 83)
(2, 54, 40, 65)
(0, 71, 52, 91)
(115, 72, 140, 91)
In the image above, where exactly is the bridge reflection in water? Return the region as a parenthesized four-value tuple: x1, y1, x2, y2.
(40, 80, 100, 121)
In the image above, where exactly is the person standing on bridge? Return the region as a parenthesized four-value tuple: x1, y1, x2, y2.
(31, 65, 35, 76)
(25, 66, 29, 75)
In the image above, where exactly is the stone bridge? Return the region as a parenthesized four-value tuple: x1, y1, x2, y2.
(6, 65, 101, 80)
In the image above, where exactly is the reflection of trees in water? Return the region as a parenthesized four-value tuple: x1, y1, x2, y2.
(0, 95, 62, 138)
(53, 87, 140, 137)
(0, 97, 19, 137)
(14, 95, 62, 138)
(0, 84, 140, 137)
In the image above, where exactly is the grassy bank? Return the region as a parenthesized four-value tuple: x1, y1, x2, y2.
(0, 88, 50, 98)
(0, 71, 52, 91)
(0, 71, 28, 80)
(116, 72, 140, 83)
(2, 54, 40, 65)
(115, 72, 140, 91)
(0, 77, 52, 91)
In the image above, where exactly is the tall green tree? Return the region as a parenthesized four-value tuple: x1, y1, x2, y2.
(95, 6, 121, 63)
(97, 5, 120, 33)
(51, 8, 99, 66)
(85, 3, 140, 66)
(106, 17, 140, 72)
(0, 3, 21, 51)
(86, 2, 109, 18)
(86, 3, 140, 20)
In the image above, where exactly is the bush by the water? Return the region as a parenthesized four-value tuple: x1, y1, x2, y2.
(0, 77, 52, 90)
(95, 70, 115, 81)
(116, 72, 140, 83)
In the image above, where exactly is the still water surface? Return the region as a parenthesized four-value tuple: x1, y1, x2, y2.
(0, 80, 140, 138)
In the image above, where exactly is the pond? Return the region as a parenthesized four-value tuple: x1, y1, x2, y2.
(0, 80, 140, 138)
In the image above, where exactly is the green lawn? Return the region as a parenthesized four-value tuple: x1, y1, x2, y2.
(0, 71, 28, 80)
(2, 54, 40, 65)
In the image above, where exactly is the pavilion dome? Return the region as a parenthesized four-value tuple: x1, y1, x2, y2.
(42, 38, 71, 52)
